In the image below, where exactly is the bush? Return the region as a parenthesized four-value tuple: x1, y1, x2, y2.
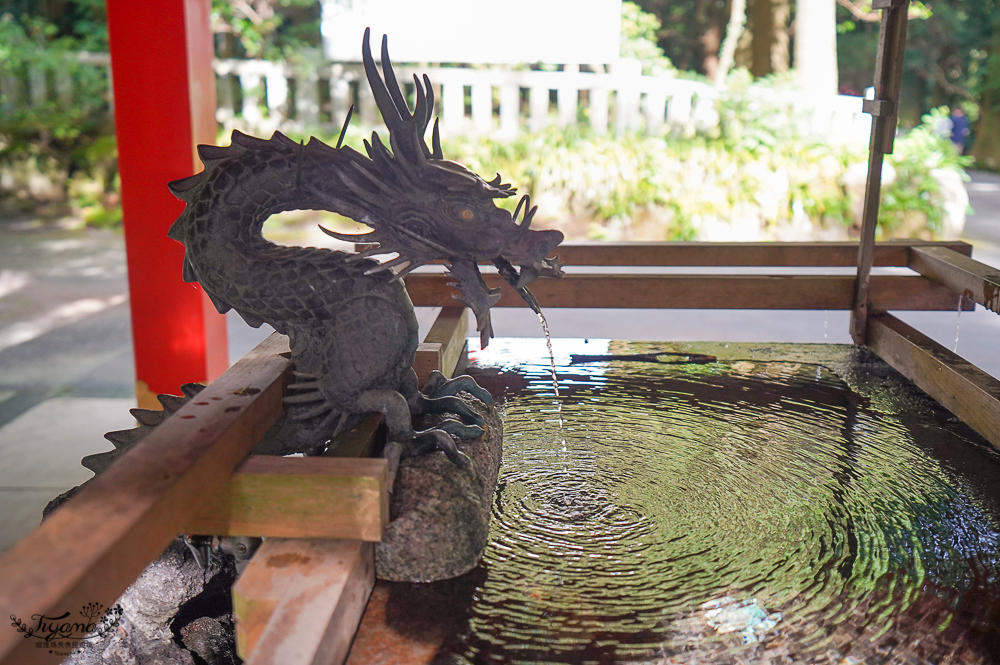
(0, 11, 116, 221)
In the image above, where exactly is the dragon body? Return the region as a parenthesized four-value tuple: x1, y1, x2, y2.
(165, 30, 563, 464)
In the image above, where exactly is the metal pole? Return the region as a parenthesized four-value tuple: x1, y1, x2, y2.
(850, 0, 911, 345)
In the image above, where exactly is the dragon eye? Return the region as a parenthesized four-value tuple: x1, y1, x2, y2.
(460, 209, 475, 221)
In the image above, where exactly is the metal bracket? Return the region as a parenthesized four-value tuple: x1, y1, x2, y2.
(862, 98, 893, 117)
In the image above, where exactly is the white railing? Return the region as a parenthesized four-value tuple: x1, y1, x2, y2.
(1, 53, 872, 143)
(212, 58, 872, 142)
(212, 58, 725, 138)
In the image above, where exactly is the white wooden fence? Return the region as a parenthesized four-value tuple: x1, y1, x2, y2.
(213, 58, 872, 142)
(1, 53, 872, 143)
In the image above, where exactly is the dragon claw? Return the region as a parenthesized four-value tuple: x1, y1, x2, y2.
(412, 429, 475, 472)
(436, 418, 485, 440)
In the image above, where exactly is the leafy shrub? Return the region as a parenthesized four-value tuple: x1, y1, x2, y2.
(0, 11, 116, 219)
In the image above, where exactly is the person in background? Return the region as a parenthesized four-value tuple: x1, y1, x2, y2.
(950, 106, 971, 154)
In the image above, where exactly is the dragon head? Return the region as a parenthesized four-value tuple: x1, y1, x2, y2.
(319, 29, 564, 346)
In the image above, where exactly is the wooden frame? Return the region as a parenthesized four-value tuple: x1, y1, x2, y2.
(2, 239, 997, 665)
(21, 2, 981, 661)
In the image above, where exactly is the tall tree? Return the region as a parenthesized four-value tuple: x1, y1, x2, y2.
(750, 0, 776, 77)
(794, 0, 839, 95)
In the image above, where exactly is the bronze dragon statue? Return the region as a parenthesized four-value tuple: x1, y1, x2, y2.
(164, 29, 563, 469)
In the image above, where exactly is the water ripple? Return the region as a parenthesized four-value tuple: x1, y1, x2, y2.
(442, 343, 1000, 664)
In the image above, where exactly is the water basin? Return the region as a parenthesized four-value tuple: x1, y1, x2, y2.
(356, 340, 1000, 665)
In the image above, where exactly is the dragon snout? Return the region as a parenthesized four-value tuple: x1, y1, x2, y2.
(501, 228, 565, 289)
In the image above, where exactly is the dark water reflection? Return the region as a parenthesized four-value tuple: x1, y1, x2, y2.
(395, 341, 1000, 664)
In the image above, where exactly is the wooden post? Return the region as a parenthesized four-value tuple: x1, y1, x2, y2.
(233, 539, 374, 665)
(106, 0, 229, 409)
(529, 85, 549, 133)
(589, 85, 609, 134)
(471, 79, 493, 133)
(557, 65, 578, 127)
(499, 84, 520, 137)
(850, 0, 911, 344)
(0, 333, 290, 665)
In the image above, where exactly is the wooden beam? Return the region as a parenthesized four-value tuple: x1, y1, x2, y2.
(413, 307, 470, 385)
(413, 342, 445, 386)
(0, 333, 291, 665)
(182, 456, 389, 541)
(233, 539, 374, 665)
(404, 273, 970, 311)
(867, 312, 1000, 449)
(324, 413, 384, 459)
(910, 246, 1000, 314)
(359, 241, 972, 268)
(424, 307, 470, 374)
(551, 240, 971, 267)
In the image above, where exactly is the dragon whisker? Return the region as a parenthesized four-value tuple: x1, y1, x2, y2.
(319, 226, 378, 243)
(391, 259, 425, 281)
(364, 254, 411, 275)
(345, 245, 385, 263)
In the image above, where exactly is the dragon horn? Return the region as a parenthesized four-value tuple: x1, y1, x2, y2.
(380, 33, 411, 121)
(363, 29, 405, 137)
(422, 74, 436, 133)
(412, 74, 429, 153)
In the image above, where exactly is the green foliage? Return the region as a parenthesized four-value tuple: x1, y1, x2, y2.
(880, 108, 972, 234)
(837, 0, 1000, 161)
(307, 90, 962, 243)
(620, 1, 675, 76)
(211, 0, 320, 60)
(0, 4, 115, 222)
(0, 14, 110, 148)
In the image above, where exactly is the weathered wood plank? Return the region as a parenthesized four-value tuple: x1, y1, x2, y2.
(910, 245, 1000, 314)
(867, 312, 1000, 449)
(0, 332, 291, 665)
(413, 307, 471, 385)
(413, 341, 444, 387)
(182, 456, 389, 541)
(404, 273, 970, 311)
(345, 582, 445, 665)
(357, 241, 972, 268)
(550, 241, 972, 267)
(423, 307, 470, 379)
(325, 412, 384, 459)
(234, 539, 374, 665)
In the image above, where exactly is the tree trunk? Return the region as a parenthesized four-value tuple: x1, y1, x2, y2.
(971, 89, 1000, 170)
(772, 0, 790, 72)
(714, 0, 748, 85)
(750, 0, 775, 77)
(793, 0, 838, 95)
(701, 14, 722, 79)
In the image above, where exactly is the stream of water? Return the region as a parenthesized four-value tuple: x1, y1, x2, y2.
(398, 340, 1000, 664)
(537, 312, 566, 451)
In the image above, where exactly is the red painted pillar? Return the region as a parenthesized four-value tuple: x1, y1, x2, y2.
(106, 0, 228, 409)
